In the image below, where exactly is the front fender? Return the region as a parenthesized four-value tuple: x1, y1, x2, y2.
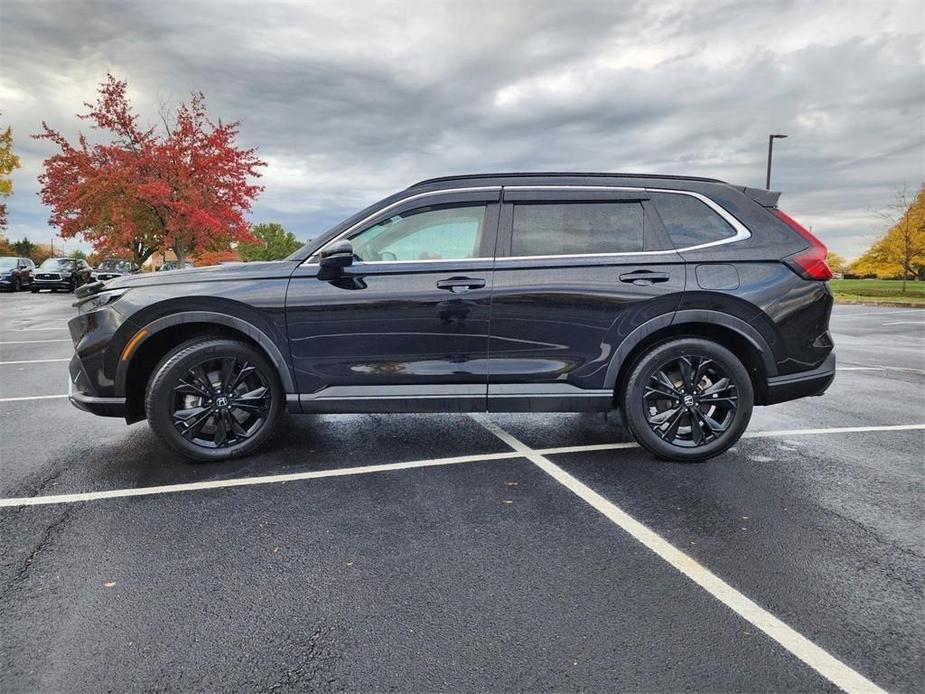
(114, 310, 296, 396)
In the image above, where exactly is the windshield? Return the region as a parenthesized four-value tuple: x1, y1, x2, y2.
(97, 259, 131, 272)
(40, 258, 75, 269)
(0, 258, 17, 269)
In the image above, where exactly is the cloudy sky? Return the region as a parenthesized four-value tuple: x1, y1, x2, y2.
(1, 0, 923, 258)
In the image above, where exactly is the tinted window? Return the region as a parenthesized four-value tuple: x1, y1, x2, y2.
(511, 202, 644, 256)
(652, 193, 735, 249)
(350, 204, 487, 262)
(40, 258, 75, 269)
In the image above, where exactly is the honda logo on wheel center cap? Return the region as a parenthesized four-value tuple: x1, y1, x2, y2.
(683, 394, 695, 407)
(215, 396, 229, 407)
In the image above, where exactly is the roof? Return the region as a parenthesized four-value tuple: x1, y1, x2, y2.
(408, 172, 727, 189)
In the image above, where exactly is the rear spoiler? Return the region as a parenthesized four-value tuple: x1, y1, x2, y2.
(738, 186, 781, 208)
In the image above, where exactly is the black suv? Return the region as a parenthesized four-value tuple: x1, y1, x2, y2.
(33, 257, 93, 292)
(0, 256, 35, 291)
(93, 258, 141, 282)
(67, 173, 834, 462)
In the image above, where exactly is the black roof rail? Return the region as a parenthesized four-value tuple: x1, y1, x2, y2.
(408, 172, 727, 188)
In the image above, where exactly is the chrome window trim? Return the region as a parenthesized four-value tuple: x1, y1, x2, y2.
(503, 186, 751, 257)
(303, 183, 751, 267)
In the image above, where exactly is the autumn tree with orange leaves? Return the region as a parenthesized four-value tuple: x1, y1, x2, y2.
(34, 75, 265, 266)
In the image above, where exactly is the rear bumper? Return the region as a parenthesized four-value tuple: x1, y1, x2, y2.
(764, 352, 836, 405)
(68, 355, 126, 418)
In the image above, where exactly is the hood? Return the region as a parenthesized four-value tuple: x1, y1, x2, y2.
(106, 260, 299, 289)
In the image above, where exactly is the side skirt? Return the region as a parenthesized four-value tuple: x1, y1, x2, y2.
(287, 384, 614, 414)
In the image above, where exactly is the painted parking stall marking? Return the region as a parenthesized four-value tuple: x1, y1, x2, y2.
(1, 423, 921, 510)
(472, 415, 889, 694)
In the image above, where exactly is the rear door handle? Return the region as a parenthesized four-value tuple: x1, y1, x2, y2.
(619, 270, 671, 285)
(437, 277, 486, 293)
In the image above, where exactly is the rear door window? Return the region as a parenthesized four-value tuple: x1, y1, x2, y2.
(511, 202, 644, 257)
(651, 192, 736, 249)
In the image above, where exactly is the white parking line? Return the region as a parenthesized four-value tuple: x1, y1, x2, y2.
(0, 451, 524, 508)
(839, 365, 925, 375)
(0, 394, 68, 402)
(535, 423, 925, 455)
(9, 327, 70, 331)
(0, 359, 70, 365)
(0, 424, 921, 509)
(0, 339, 71, 345)
(472, 416, 887, 694)
(882, 320, 924, 326)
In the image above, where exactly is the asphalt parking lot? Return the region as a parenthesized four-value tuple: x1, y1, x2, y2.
(1, 291, 922, 693)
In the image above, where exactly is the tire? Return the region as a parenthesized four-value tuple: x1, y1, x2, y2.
(622, 338, 753, 462)
(31, 287, 38, 293)
(12, 276, 21, 292)
(145, 338, 283, 462)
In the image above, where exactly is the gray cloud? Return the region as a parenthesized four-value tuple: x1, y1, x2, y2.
(1, 0, 923, 257)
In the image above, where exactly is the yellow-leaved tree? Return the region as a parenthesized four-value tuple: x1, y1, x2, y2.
(826, 251, 849, 275)
(0, 120, 22, 230)
(852, 185, 925, 292)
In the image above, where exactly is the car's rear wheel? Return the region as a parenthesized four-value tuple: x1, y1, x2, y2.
(622, 338, 753, 462)
(145, 338, 283, 462)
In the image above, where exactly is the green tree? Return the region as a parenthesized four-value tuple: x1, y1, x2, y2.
(12, 236, 35, 258)
(69, 249, 88, 261)
(238, 222, 301, 261)
(0, 121, 22, 230)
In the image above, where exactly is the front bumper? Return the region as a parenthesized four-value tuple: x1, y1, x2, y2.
(34, 278, 73, 290)
(764, 351, 836, 405)
(68, 354, 126, 418)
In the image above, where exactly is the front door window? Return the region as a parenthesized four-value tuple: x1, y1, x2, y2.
(350, 204, 488, 262)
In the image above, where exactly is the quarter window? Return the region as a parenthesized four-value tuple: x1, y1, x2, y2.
(651, 192, 736, 249)
(511, 202, 645, 256)
(350, 204, 488, 262)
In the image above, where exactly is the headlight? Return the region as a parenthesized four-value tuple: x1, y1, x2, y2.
(61, 271, 72, 278)
(76, 288, 129, 314)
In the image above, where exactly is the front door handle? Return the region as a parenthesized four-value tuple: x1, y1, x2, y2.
(619, 270, 671, 285)
(437, 277, 486, 293)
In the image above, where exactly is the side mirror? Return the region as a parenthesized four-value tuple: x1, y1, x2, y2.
(318, 240, 354, 270)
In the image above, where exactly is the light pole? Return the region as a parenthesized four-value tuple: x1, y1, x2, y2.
(766, 133, 787, 189)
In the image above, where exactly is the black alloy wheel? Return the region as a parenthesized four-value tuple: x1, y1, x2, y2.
(146, 338, 283, 461)
(171, 356, 271, 449)
(643, 355, 738, 447)
(622, 337, 753, 462)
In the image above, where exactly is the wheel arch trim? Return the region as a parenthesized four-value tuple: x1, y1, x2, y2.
(114, 310, 295, 396)
(602, 308, 778, 390)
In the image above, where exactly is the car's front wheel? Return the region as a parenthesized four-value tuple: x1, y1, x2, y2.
(145, 338, 283, 462)
(622, 338, 753, 462)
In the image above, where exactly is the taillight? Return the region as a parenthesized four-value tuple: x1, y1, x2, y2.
(773, 209, 833, 281)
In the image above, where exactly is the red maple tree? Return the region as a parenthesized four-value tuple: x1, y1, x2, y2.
(34, 75, 265, 266)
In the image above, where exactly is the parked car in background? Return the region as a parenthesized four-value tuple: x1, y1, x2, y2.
(67, 172, 835, 463)
(156, 261, 196, 271)
(93, 258, 141, 282)
(0, 257, 35, 292)
(32, 257, 93, 292)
